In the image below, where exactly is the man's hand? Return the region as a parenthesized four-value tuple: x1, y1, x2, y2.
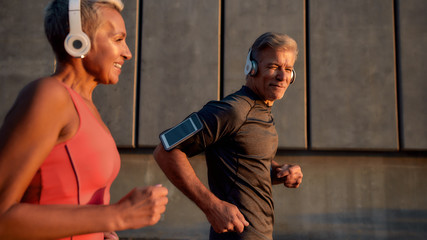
(273, 164, 303, 188)
(205, 200, 249, 233)
(154, 145, 248, 233)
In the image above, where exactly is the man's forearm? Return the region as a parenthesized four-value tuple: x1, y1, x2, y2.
(153, 145, 218, 212)
(153, 144, 250, 233)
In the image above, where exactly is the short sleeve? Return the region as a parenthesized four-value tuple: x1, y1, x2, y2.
(176, 95, 253, 157)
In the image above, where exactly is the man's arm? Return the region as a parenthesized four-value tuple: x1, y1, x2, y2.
(153, 144, 249, 233)
(271, 160, 303, 188)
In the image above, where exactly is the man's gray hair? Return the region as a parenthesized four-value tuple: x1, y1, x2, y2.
(250, 32, 298, 61)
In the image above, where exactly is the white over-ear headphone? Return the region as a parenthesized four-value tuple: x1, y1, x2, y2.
(244, 48, 296, 84)
(64, 0, 91, 58)
(244, 49, 257, 77)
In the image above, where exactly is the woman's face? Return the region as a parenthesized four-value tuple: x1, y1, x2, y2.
(83, 7, 132, 85)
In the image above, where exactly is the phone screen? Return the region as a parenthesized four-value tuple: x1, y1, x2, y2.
(160, 113, 203, 151)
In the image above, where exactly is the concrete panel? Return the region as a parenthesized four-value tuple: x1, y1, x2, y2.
(309, 0, 398, 150)
(223, 0, 306, 149)
(112, 151, 427, 239)
(397, 0, 427, 150)
(271, 153, 427, 239)
(138, 0, 219, 146)
(93, 0, 138, 147)
(0, 0, 53, 123)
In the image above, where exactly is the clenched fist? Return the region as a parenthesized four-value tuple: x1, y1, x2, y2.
(114, 185, 168, 230)
(273, 164, 303, 188)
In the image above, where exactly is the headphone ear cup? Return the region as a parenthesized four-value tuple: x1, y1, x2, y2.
(64, 31, 91, 58)
(244, 48, 258, 77)
(244, 50, 259, 77)
(290, 69, 296, 84)
(250, 60, 258, 76)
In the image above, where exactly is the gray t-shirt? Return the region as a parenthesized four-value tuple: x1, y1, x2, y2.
(178, 86, 278, 240)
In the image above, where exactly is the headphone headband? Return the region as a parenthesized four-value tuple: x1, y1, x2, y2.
(68, 0, 83, 33)
(64, 0, 91, 58)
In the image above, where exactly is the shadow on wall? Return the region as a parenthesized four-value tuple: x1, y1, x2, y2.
(275, 208, 427, 240)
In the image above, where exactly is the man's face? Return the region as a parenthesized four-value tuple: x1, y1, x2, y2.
(246, 47, 296, 106)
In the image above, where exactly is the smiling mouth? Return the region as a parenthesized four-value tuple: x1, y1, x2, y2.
(271, 84, 285, 89)
(113, 63, 122, 69)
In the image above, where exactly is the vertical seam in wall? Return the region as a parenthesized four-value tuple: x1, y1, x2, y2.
(305, 0, 311, 150)
(393, 0, 403, 150)
(219, 0, 225, 100)
(134, 0, 143, 148)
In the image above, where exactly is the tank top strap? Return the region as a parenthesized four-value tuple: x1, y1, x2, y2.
(59, 82, 88, 116)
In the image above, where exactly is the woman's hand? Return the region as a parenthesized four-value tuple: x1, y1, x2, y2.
(104, 231, 119, 239)
(114, 185, 168, 230)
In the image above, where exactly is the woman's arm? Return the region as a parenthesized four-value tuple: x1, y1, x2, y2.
(0, 79, 168, 239)
(0, 185, 168, 239)
(0, 80, 74, 216)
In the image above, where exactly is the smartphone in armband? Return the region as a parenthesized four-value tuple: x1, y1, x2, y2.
(160, 113, 204, 151)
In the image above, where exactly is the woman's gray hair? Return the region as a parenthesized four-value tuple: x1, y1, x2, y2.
(250, 32, 299, 61)
(44, 0, 124, 62)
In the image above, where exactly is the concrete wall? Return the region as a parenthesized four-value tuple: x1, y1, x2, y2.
(112, 151, 427, 240)
(1, 0, 426, 239)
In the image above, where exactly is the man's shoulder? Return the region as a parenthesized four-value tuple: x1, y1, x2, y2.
(198, 87, 255, 130)
(220, 86, 257, 110)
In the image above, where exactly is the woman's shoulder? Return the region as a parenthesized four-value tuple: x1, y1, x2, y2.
(19, 77, 72, 108)
(22, 77, 69, 99)
(8, 77, 74, 121)
(2, 77, 79, 146)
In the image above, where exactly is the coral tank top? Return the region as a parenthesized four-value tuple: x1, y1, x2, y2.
(21, 83, 121, 240)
